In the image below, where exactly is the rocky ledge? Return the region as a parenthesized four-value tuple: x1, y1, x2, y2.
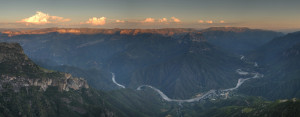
(0, 73, 89, 92)
(0, 42, 89, 92)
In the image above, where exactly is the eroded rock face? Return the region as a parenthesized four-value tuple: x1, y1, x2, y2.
(0, 43, 30, 63)
(0, 73, 89, 92)
(0, 42, 89, 92)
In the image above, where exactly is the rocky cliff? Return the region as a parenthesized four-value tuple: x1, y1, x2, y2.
(0, 42, 88, 92)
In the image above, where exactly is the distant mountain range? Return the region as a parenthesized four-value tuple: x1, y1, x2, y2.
(201, 27, 283, 54)
(0, 27, 290, 99)
(0, 28, 250, 99)
(1, 28, 195, 37)
(0, 27, 300, 116)
(0, 27, 283, 55)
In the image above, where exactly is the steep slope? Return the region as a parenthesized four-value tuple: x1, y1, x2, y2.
(0, 29, 298, 116)
(1, 42, 190, 117)
(45, 65, 115, 90)
(0, 29, 251, 99)
(201, 27, 283, 54)
(180, 96, 300, 117)
(0, 42, 126, 117)
(32, 59, 115, 90)
(104, 33, 190, 84)
(128, 33, 245, 99)
(240, 32, 300, 100)
(0, 29, 193, 90)
(248, 31, 300, 64)
(0, 42, 89, 91)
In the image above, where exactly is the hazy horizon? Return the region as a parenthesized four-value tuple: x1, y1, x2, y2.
(1, 27, 299, 34)
(1, 0, 300, 32)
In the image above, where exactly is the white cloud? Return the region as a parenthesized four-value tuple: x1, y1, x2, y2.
(159, 18, 168, 23)
(171, 17, 181, 23)
(206, 20, 213, 24)
(198, 20, 204, 23)
(116, 20, 125, 23)
(18, 11, 70, 24)
(85, 17, 106, 25)
(143, 18, 155, 23)
(220, 20, 225, 23)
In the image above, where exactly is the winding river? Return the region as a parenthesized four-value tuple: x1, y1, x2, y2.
(111, 56, 263, 103)
(111, 72, 125, 88)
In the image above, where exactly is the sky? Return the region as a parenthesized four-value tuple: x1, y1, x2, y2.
(0, 0, 300, 31)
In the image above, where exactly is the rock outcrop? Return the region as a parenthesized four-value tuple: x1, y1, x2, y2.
(0, 42, 89, 92)
(0, 73, 89, 92)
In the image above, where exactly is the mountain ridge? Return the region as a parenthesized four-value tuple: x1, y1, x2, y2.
(239, 31, 300, 100)
(201, 27, 283, 54)
(1, 28, 195, 37)
(1, 27, 281, 37)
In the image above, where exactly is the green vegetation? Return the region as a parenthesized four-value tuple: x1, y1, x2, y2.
(240, 32, 300, 100)
(0, 30, 300, 117)
(0, 84, 122, 117)
(177, 96, 300, 117)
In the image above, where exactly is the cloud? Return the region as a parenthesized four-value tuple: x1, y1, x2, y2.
(171, 17, 181, 23)
(198, 20, 204, 23)
(85, 17, 106, 25)
(143, 18, 155, 23)
(159, 18, 168, 23)
(206, 20, 213, 24)
(220, 20, 225, 23)
(116, 20, 125, 23)
(18, 11, 70, 25)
